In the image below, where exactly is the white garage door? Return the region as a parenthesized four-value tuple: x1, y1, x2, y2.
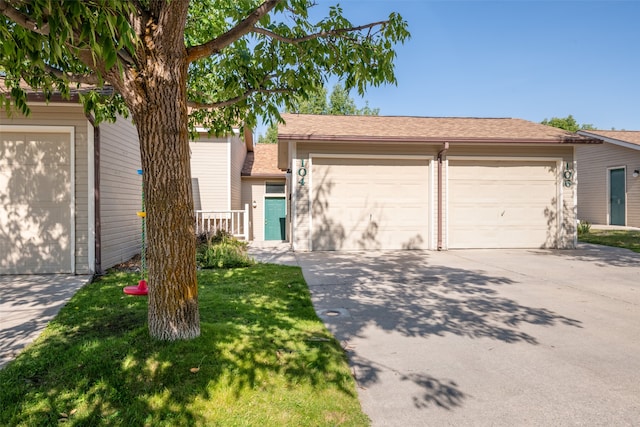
(311, 157, 429, 250)
(448, 160, 558, 249)
(0, 131, 73, 273)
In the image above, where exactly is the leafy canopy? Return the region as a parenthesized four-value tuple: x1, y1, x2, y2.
(1, 0, 409, 133)
(541, 115, 595, 132)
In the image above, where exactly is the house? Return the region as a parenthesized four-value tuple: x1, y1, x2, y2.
(576, 130, 640, 227)
(241, 144, 288, 242)
(277, 114, 601, 251)
(0, 93, 141, 275)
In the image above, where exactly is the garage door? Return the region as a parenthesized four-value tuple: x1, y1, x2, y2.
(0, 131, 73, 273)
(448, 160, 558, 249)
(311, 157, 429, 250)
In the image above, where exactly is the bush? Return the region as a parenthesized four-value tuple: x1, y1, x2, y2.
(196, 230, 254, 269)
(577, 220, 591, 235)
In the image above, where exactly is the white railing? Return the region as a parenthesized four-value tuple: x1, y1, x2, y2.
(195, 204, 249, 240)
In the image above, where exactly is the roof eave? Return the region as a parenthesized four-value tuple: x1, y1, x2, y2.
(278, 135, 601, 145)
(577, 131, 640, 151)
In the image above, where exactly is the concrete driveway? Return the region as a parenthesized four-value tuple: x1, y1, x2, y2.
(293, 245, 640, 426)
(0, 274, 91, 369)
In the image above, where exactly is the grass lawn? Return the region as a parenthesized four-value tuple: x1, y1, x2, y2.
(578, 229, 640, 253)
(0, 264, 369, 426)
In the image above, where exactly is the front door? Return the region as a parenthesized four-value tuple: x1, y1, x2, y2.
(265, 197, 286, 240)
(609, 168, 626, 226)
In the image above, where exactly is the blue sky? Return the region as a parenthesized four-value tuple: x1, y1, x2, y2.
(258, 0, 640, 135)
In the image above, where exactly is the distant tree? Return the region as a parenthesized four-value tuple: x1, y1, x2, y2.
(541, 115, 595, 132)
(258, 83, 380, 143)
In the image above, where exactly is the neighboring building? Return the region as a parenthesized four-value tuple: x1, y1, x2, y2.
(189, 128, 252, 212)
(1, 98, 141, 274)
(241, 144, 288, 242)
(576, 130, 640, 227)
(277, 114, 601, 251)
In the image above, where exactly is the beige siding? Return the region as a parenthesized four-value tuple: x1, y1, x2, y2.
(99, 116, 142, 269)
(576, 144, 640, 227)
(190, 136, 229, 211)
(1, 104, 91, 273)
(229, 134, 247, 210)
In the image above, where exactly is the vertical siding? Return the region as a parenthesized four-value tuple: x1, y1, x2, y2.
(99, 115, 142, 269)
(576, 144, 640, 227)
(189, 137, 229, 211)
(229, 134, 247, 210)
(0, 103, 91, 273)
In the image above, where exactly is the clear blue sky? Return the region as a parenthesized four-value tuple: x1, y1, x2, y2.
(257, 0, 640, 136)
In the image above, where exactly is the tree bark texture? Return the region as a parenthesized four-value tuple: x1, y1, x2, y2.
(125, 2, 200, 340)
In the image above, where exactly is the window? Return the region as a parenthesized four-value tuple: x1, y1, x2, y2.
(265, 183, 285, 194)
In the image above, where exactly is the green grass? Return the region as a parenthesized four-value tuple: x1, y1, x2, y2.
(578, 229, 640, 253)
(0, 264, 369, 426)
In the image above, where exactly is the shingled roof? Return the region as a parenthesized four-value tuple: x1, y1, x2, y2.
(241, 144, 284, 177)
(578, 130, 640, 149)
(277, 114, 602, 144)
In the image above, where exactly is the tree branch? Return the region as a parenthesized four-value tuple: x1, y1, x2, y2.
(251, 20, 387, 44)
(0, 0, 49, 35)
(44, 64, 99, 85)
(186, 0, 282, 63)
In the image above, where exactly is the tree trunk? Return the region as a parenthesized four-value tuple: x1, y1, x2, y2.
(130, 58, 200, 341)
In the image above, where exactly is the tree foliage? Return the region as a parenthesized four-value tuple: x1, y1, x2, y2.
(1, 0, 409, 340)
(541, 115, 595, 132)
(258, 83, 380, 143)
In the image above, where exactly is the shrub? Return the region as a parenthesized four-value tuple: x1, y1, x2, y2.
(196, 230, 254, 269)
(577, 220, 591, 235)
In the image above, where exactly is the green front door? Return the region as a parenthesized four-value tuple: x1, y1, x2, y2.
(265, 197, 286, 240)
(610, 168, 626, 226)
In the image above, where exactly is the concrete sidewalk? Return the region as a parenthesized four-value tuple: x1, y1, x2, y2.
(0, 274, 91, 369)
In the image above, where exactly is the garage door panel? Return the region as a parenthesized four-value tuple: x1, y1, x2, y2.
(312, 157, 429, 250)
(449, 160, 558, 249)
(1, 132, 72, 274)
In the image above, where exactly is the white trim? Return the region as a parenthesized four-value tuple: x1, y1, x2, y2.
(447, 155, 563, 162)
(310, 153, 432, 160)
(87, 121, 95, 273)
(557, 160, 564, 247)
(226, 136, 232, 210)
(578, 131, 640, 152)
(444, 158, 449, 250)
(572, 156, 578, 248)
(290, 142, 298, 251)
(307, 156, 313, 251)
(2, 125, 76, 273)
(606, 166, 627, 226)
(429, 158, 436, 250)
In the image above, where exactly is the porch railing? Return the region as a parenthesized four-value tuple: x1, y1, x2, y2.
(195, 204, 249, 240)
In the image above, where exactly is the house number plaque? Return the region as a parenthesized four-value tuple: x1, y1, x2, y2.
(563, 162, 573, 188)
(298, 159, 307, 186)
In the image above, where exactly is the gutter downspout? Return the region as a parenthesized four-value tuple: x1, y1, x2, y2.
(437, 142, 449, 250)
(86, 113, 102, 274)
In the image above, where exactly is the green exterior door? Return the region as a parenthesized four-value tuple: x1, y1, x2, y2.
(265, 197, 286, 240)
(609, 168, 626, 226)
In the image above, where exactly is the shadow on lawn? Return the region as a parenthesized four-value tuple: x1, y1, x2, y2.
(299, 250, 582, 410)
(0, 266, 354, 425)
